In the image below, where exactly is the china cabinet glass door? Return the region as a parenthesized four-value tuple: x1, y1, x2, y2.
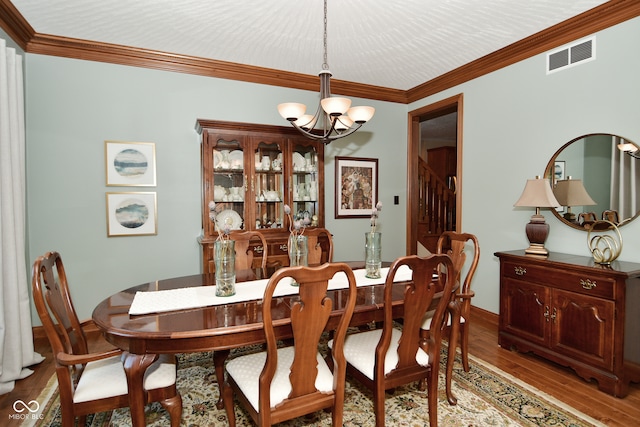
(291, 141, 320, 227)
(211, 137, 245, 232)
(253, 140, 284, 230)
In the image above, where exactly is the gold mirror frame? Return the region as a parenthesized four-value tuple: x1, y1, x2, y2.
(544, 133, 640, 231)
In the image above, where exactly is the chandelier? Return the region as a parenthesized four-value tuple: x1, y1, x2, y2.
(277, 0, 375, 144)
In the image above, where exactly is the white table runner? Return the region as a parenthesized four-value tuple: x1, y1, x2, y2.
(128, 266, 413, 316)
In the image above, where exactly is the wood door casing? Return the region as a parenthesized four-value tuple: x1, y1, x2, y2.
(407, 94, 463, 255)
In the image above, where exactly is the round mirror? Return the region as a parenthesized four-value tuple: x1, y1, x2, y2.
(544, 133, 640, 231)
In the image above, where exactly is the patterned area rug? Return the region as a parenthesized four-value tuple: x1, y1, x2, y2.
(30, 343, 605, 427)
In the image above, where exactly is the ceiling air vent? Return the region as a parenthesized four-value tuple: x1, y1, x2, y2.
(547, 37, 595, 74)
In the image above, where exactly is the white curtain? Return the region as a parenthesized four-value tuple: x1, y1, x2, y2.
(610, 136, 638, 221)
(0, 38, 44, 394)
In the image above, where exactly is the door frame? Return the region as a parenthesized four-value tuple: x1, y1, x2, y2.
(407, 93, 464, 254)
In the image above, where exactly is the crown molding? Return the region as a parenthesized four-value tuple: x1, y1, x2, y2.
(1, 0, 638, 105)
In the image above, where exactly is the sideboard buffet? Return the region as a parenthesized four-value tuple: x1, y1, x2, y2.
(495, 250, 640, 397)
(196, 119, 326, 273)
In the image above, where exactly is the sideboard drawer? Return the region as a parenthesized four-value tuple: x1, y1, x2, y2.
(502, 260, 615, 299)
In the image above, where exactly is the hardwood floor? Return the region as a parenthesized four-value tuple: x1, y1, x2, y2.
(1, 312, 638, 426)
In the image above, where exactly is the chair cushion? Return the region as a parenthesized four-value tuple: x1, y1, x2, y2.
(226, 346, 334, 411)
(73, 354, 176, 403)
(420, 310, 466, 330)
(330, 328, 429, 380)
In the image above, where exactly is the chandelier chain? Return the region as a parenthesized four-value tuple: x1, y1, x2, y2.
(322, 0, 329, 70)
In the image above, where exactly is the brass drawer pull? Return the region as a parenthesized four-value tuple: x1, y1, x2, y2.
(253, 246, 264, 254)
(514, 266, 526, 276)
(279, 244, 288, 252)
(580, 279, 597, 290)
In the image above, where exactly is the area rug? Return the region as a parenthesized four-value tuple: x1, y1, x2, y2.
(29, 345, 605, 427)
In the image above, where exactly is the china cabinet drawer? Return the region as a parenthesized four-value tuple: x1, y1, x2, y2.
(502, 260, 615, 299)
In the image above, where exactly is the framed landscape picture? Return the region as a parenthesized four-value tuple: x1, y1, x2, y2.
(105, 141, 156, 186)
(335, 156, 378, 218)
(106, 192, 157, 237)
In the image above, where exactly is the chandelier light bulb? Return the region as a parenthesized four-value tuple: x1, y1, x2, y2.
(277, 103, 306, 121)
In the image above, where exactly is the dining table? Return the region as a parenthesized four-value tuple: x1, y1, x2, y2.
(91, 262, 444, 427)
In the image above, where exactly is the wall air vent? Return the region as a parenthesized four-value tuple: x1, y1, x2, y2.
(547, 37, 595, 74)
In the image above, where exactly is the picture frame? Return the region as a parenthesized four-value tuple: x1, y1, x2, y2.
(105, 141, 156, 186)
(335, 156, 378, 218)
(554, 160, 566, 213)
(553, 160, 565, 184)
(106, 192, 157, 237)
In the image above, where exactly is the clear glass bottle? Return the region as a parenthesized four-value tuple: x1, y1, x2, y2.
(214, 239, 236, 296)
(365, 232, 382, 279)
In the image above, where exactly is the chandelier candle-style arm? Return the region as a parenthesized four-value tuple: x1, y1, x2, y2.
(276, 0, 375, 144)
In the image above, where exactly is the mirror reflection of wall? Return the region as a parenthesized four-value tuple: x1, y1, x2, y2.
(546, 134, 640, 230)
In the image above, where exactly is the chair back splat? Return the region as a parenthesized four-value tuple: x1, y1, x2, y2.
(32, 251, 182, 427)
(222, 262, 357, 427)
(305, 227, 334, 266)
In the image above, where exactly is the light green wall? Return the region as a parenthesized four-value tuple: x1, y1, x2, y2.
(409, 16, 640, 313)
(23, 16, 640, 324)
(24, 56, 405, 322)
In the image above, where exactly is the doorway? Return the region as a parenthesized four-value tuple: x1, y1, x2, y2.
(407, 94, 463, 255)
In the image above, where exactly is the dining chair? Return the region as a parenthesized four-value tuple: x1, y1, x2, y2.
(420, 231, 479, 404)
(31, 251, 182, 427)
(222, 262, 358, 427)
(230, 230, 269, 278)
(579, 212, 597, 226)
(332, 254, 457, 427)
(602, 209, 620, 224)
(305, 227, 333, 266)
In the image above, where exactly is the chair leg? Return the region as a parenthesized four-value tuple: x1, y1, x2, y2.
(446, 315, 461, 405)
(161, 394, 183, 427)
(373, 386, 386, 427)
(427, 368, 439, 427)
(222, 381, 236, 427)
(460, 322, 470, 372)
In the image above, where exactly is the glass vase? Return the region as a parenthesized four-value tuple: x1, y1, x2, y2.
(214, 239, 236, 296)
(365, 232, 382, 279)
(288, 235, 308, 286)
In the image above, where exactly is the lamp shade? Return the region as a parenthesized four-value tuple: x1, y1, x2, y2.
(553, 177, 596, 206)
(514, 177, 560, 208)
(320, 97, 351, 116)
(277, 103, 306, 121)
(334, 115, 354, 131)
(347, 106, 375, 123)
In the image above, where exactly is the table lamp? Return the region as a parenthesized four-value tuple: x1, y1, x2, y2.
(552, 176, 596, 223)
(514, 176, 560, 256)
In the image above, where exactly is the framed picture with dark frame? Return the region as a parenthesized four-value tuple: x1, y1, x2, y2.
(335, 156, 378, 218)
(106, 192, 157, 237)
(105, 141, 156, 186)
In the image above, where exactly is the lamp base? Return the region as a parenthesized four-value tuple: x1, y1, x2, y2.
(524, 214, 550, 256)
(524, 243, 549, 256)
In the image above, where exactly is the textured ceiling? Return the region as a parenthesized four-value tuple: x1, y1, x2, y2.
(11, 0, 608, 90)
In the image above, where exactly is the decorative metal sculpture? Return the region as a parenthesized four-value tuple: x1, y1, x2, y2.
(586, 220, 623, 264)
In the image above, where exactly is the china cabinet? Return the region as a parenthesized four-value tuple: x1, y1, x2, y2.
(496, 250, 640, 397)
(196, 119, 325, 273)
